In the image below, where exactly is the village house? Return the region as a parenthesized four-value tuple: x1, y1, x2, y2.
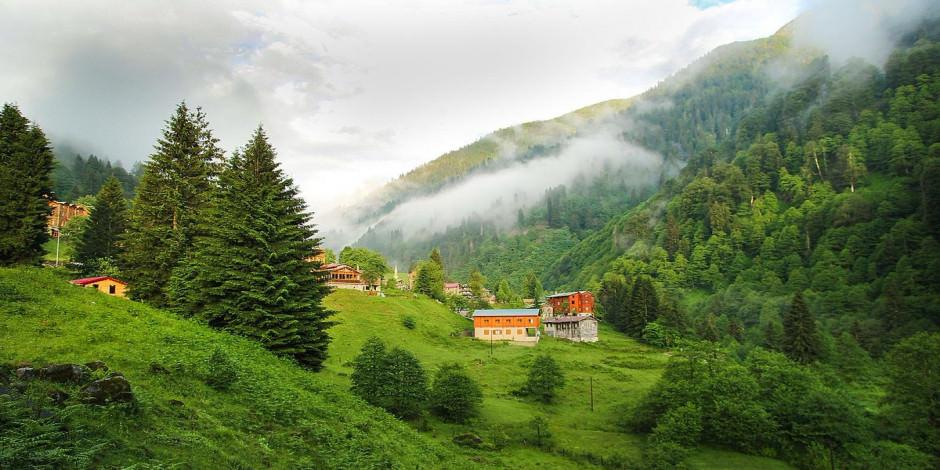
(444, 282, 461, 296)
(542, 291, 595, 316)
(70, 276, 127, 298)
(543, 315, 598, 342)
(305, 250, 327, 264)
(47, 200, 88, 236)
(321, 263, 382, 294)
(472, 309, 540, 343)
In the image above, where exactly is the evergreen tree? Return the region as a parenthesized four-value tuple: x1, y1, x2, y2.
(350, 337, 390, 407)
(75, 176, 127, 273)
(626, 277, 660, 337)
(429, 362, 483, 423)
(883, 332, 940, 457)
(168, 127, 333, 370)
(495, 278, 514, 304)
(520, 354, 565, 403)
(429, 247, 444, 272)
(727, 317, 744, 342)
(122, 103, 222, 305)
(782, 292, 822, 364)
(598, 274, 630, 327)
(523, 271, 544, 307)
(698, 313, 721, 342)
(413, 260, 444, 301)
(383, 347, 428, 419)
(469, 269, 489, 306)
(0, 104, 54, 266)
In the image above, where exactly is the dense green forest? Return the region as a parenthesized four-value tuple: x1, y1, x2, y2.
(52, 151, 139, 201)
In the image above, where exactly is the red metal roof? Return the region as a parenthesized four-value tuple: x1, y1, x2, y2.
(70, 276, 127, 286)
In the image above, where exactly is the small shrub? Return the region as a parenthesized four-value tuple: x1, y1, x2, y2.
(650, 402, 702, 447)
(518, 355, 564, 403)
(402, 315, 416, 330)
(643, 442, 691, 470)
(204, 348, 238, 390)
(527, 416, 553, 449)
(452, 432, 484, 449)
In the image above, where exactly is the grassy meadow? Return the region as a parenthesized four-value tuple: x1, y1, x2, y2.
(0, 267, 792, 468)
(322, 288, 793, 469)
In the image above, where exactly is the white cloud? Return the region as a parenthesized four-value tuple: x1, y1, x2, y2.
(0, 0, 802, 217)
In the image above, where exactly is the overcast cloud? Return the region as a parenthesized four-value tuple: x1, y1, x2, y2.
(0, 0, 803, 214)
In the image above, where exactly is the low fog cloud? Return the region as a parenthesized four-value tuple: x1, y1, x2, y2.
(335, 122, 665, 246)
(792, 0, 940, 68)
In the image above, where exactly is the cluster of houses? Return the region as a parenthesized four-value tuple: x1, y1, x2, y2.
(471, 290, 599, 344)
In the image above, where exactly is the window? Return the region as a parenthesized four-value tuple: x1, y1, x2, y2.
(528, 318, 533, 324)
(517, 329, 523, 335)
(494, 330, 501, 335)
(108, 285, 116, 294)
(483, 330, 489, 335)
(91, 284, 98, 289)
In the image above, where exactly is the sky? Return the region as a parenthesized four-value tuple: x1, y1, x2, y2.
(0, 0, 806, 213)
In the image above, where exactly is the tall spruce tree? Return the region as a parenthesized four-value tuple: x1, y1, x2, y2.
(75, 176, 127, 272)
(626, 277, 660, 337)
(122, 103, 222, 305)
(782, 292, 822, 363)
(0, 104, 54, 266)
(168, 126, 333, 370)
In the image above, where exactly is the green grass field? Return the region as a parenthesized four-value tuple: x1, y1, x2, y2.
(0, 267, 467, 469)
(322, 288, 793, 469)
(0, 267, 792, 468)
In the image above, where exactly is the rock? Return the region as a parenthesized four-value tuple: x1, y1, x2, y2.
(80, 376, 134, 405)
(48, 389, 69, 405)
(40, 364, 87, 383)
(108, 371, 125, 378)
(85, 360, 108, 371)
(15, 367, 36, 380)
(149, 362, 169, 374)
(453, 432, 485, 449)
(169, 399, 185, 407)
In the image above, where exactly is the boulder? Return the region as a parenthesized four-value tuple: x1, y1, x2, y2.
(85, 360, 108, 371)
(40, 364, 87, 383)
(80, 376, 134, 405)
(453, 432, 485, 449)
(15, 367, 36, 380)
(48, 389, 70, 405)
(149, 362, 169, 374)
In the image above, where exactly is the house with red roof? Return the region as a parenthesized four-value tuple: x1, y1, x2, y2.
(70, 276, 127, 298)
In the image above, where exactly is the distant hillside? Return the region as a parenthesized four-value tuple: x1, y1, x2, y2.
(351, 23, 796, 286)
(0, 267, 466, 468)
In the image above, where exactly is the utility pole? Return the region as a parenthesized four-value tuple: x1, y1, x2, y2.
(589, 376, 595, 412)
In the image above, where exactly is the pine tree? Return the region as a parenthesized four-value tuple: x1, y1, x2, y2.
(122, 103, 222, 305)
(699, 313, 721, 342)
(523, 271, 543, 307)
(782, 292, 822, 363)
(168, 126, 333, 370)
(496, 279, 513, 304)
(0, 104, 54, 266)
(383, 347, 428, 419)
(429, 247, 444, 271)
(75, 176, 127, 273)
(350, 337, 390, 407)
(414, 259, 444, 301)
(598, 274, 630, 328)
(626, 277, 660, 337)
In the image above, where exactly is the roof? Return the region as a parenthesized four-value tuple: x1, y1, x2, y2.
(444, 282, 461, 288)
(70, 276, 126, 286)
(320, 263, 360, 273)
(472, 309, 541, 317)
(546, 291, 591, 299)
(544, 315, 596, 324)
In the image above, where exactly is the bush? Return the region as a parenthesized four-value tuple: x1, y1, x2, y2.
(650, 402, 702, 447)
(205, 348, 238, 390)
(643, 442, 691, 470)
(429, 363, 482, 423)
(527, 416, 553, 449)
(518, 354, 565, 403)
(402, 315, 416, 330)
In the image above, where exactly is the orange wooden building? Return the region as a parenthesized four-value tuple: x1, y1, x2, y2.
(70, 276, 127, 298)
(472, 309, 540, 343)
(545, 291, 595, 316)
(47, 200, 88, 236)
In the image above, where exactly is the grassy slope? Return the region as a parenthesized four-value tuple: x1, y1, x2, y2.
(322, 289, 793, 469)
(0, 267, 469, 469)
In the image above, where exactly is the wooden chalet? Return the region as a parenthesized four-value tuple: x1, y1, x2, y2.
(47, 200, 88, 236)
(472, 309, 540, 343)
(321, 263, 381, 294)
